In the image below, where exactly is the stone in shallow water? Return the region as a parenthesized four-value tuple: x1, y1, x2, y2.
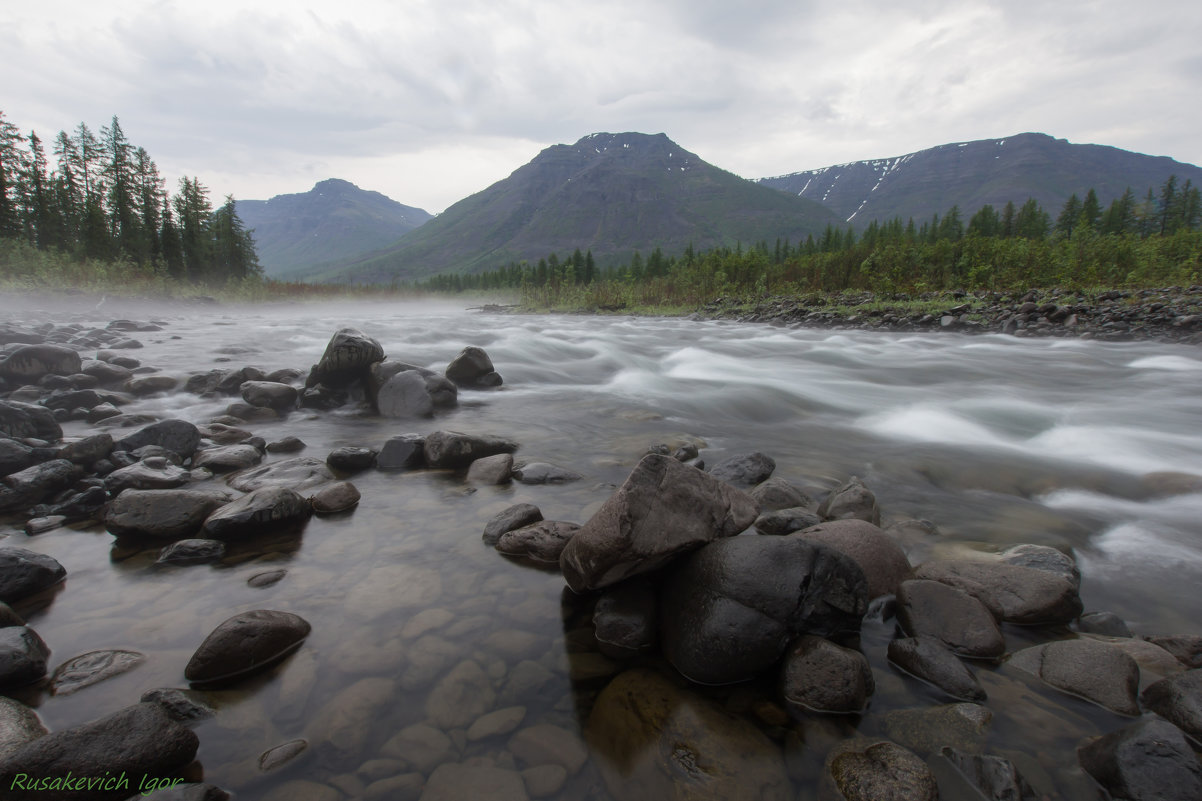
(326, 446, 377, 473)
(467, 453, 513, 484)
(157, 538, 227, 566)
(824, 740, 938, 801)
(496, 520, 580, 565)
(708, 451, 776, 487)
(1141, 668, 1202, 744)
(379, 723, 456, 773)
(0, 547, 66, 604)
(50, 648, 144, 695)
(226, 455, 334, 492)
(247, 569, 288, 588)
(483, 503, 542, 545)
(587, 668, 791, 801)
(201, 486, 312, 540)
(0, 695, 47, 752)
(818, 476, 880, 525)
(425, 659, 495, 729)
(104, 487, 236, 540)
(938, 747, 1040, 801)
(1078, 718, 1202, 801)
(781, 635, 875, 714)
(310, 480, 360, 514)
(424, 430, 518, 469)
(466, 706, 527, 742)
(512, 462, 582, 484)
(884, 703, 993, 756)
(185, 609, 311, 686)
(887, 635, 986, 702)
(509, 723, 589, 775)
(113, 418, 200, 458)
(259, 738, 309, 771)
(914, 558, 1082, 625)
(0, 702, 199, 801)
(1008, 638, 1141, 716)
(420, 763, 526, 801)
(793, 518, 912, 599)
(896, 579, 1006, 659)
(140, 687, 216, 722)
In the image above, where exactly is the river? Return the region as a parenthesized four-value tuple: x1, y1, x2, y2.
(5, 296, 1202, 800)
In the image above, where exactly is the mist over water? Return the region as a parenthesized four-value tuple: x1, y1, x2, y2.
(5, 295, 1202, 799)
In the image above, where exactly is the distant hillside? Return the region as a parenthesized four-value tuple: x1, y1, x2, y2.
(238, 179, 432, 278)
(322, 132, 841, 284)
(757, 133, 1202, 226)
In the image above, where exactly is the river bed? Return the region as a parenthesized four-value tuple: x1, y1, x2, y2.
(4, 296, 1202, 800)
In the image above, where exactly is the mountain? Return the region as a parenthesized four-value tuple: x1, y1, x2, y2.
(757, 133, 1202, 226)
(237, 179, 432, 278)
(321, 132, 841, 284)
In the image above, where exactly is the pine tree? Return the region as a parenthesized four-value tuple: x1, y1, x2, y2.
(1000, 201, 1016, 238)
(967, 204, 1000, 238)
(0, 111, 25, 239)
(1080, 188, 1101, 232)
(1056, 194, 1082, 239)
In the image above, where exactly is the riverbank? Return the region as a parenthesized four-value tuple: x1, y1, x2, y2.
(692, 286, 1202, 344)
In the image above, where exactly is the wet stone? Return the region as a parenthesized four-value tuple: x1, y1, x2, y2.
(508, 723, 589, 775)
(1077, 718, 1202, 801)
(0, 627, 51, 689)
(310, 481, 360, 514)
(513, 462, 583, 484)
(781, 635, 875, 714)
(226, 455, 334, 492)
(420, 763, 527, 801)
(1008, 638, 1141, 716)
(259, 738, 309, 772)
(496, 520, 580, 565)
(1078, 611, 1133, 637)
(825, 740, 938, 801)
(326, 446, 377, 473)
(888, 635, 987, 702)
(201, 486, 312, 540)
(467, 706, 527, 741)
(0, 546, 67, 604)
(754, 506, 821, 535)
(185, 609, 311, 686)
(467, 452, 514, 484)
(708, 451, 776, 487)
(266, 435, 306, 453)
(483, 503, 543, 546)
(818, 475, 880, 525)
(1140, 669, 1202, 743)
(248, 569, 288, 588)
(156, 539, 227, 566)
(379, 723, 456, 773)
(140, 687, 216, 722)
(0, 696, 48, 752)
(425, 659, 495, 729)
(376, 434, 426, 471)
(884, 703, 993, 756)
(896, 579, 1006, 659)
(50, 649, 144, 695)
(937, 748, 1040, 801)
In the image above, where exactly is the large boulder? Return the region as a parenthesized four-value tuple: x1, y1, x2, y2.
(0, 400, 62, 441)
(818, 476, 880, 525)
(896, 579, 1006, 659)
(0, 702, 199, 801)
(915, 558, 1083, 625)
(0, 343, 82, 380)
(201, 487, 312, 540)
(793, 519, 911, 598)
(781, 635, 875, 714)
(445, 346, 502, 389)
(1008, 638, 1141, 715)
(559, 453, 757, 593)
(0, 696, 47, 752)
(104, 488, 237, 540)
(423, 431, 518, 469)
(375, 370, 434, 418)
(104, 458, 191, 494)
(659, 536, 868, 685)
(185, 610, 311, 685)
(1140, 669, 1202, 743)
(225, 456, 334, 492)
(0, 626, 51, 688)
(587, 668, 791, 801)
(708, 452, 776, 487)
(0, 459, 83, 512)
(306, 328, 384, 388)
(1077, 718, 1202, 801)
(822, 740, 938, 801)
(240, 380, 298, 411)
(887, 636, 986, 702)
(0, 547, 67, 604)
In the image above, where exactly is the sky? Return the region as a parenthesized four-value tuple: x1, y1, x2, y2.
(4, 0, 1201, 214)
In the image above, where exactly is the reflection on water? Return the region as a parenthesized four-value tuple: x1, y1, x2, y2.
(4, 297, 1202, 799)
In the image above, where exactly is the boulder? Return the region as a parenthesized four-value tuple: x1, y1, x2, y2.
(938, 748, 1039, 801)
(1008, 638, 1141, 715)
(0, 547, 67, 603)
(240, 380, 298, 411)
(884, 703, 992, 756)
(754, 506, 821, 535)
(0, 343, 82, 380)
(104, 488, 237, 540)
(888, 635, 986, 701)
(818, 476, 880, 525)
(104, 458, 191, 493)
(376, 434, 425, 471)
(823, 740, 938, 801)
(998, 543, 1080, 589)
(559, 453, 757, 592)
(126, 374, 178, 396)
(201, 486, 312, 540)
(156, 539, 227, 566)
(1141, 669, 1202, 743)
(748, 476, 813, 511)
(1144, 634, 1202, 669)
(375, 370, 434, 418)
(0, 702, 198, 801)
(0, 626, 51, 688)
(0, 438, 44, 477)
(793, 519, 911, 598)
(915, 558, 1082, 625)
(423, 430, 518, 469)
(466, 453, 513, 484)
(593, 580, 657, 659)
(781, 635, 875, 714)
(1078, 718, 1202, 801)
(1078, 611, 1133, 637)
(0, 400, 62, 440)
(512, 462, 582, 484)
(708, 452, 776, 487)
(496, 521, 580, 565)
(192, 444, 262, 473)
(587, 668, 791, 801)
(445, 346, 502, 389)
(0, 696, 47, 752)
(483, 503, 543, 546)
(113, 419, 200, 458)
(266, 436, 305, 454)
(185, 609, 311, 685)
(306, 328, 384, 387)
(225, 456, 334, 492)
(896, 579, 1006, 659)
(0, 458, 83, 512)
(310, 481, 360, 514)
(56, 432, 114, 464)
(659, 536, 868, 685)
(326, 446, 377, 473)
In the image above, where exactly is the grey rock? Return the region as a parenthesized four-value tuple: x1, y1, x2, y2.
(326, 446, 377, 473)
(56, 432, 114, 464)
(708, 451, 776, 487)
(310, 481, 360, 514)
(999, 543, 1080, 589)
(1144, 634, 1202, 668)
(0, 547, 67, 603)
(1078, 611, 1133, 637)
(508, 723, 588, 774)
(420, 763, 527, 801)
(307, 328, 385, 387)
(496, 520, 580, 565)
(915, 558, 1082, 625)
(466, 452, 513, 484)
(185, 609, 311, 685)
(201, 486, 312, 540)
(0, 437, 43, 477)
(126, 374, 179, 396)
(939, 748, 1039, 801)
(192, 444, 263, 473)
(1, 458, 82, 511)
(240, 380, 298, 411)
(266, 436, 306, 454)
(0, 702, 199, 801)
(424, 430, 518, 469)
(113, 419, 200, 458)
(888, 635, 987, 701)
(0, 400, 62, 440)
(1141, 669, 1202, 744)
(445, 346, 502, 389)
(425, 659, 495, 729)
(0, 626, 51, 688)
(754, 506, 821, 535)
(50, 649, 144, 695)
(781, 635, 875, 714)
(105, 459, 191, 493)
(818, 475, 880, 525)
(559, 453, 758, 592)
(1078, 718, 1202, 801)
(896, 579, 1006, 659)
(513, 461, 582, 484)
(105, 488, 237, 539)
(226, 455, 334, 492)
(0, 343, 82, 380)
(140, 687, 216, 722)
(593, 580, 657, 659)
(156, 539, 227, 566)
(1008, 638, 1141, 715)
(0, 696, 48, 752)
(824, 740, 938, 801)
(483, 503, 543, 545)
(794, 518, 911, 599)
(376, 370, 434, 418)
(660, 536, 868, 685)
(259, 738, 308, 771)
(884, 703, 993, 756)
(376, 434, 426, 471)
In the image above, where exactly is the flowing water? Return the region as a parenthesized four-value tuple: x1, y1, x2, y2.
(5, 297, 1202, 800)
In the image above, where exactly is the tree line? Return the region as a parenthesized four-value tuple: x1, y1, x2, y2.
(417, 176, 1202, 307)
(0, 110, 259, 284)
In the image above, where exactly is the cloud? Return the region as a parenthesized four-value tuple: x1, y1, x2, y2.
(3, 0, 1201, 212)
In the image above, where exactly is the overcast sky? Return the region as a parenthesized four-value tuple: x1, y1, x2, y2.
(5, 0, 1200, 213)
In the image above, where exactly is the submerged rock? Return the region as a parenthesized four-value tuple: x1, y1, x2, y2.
(424, 430, 518, 469)
(1008, 638, 1141, 716)
(201, 486, 312, 540)
(496, 520, 580, 565)
(1078, 718, 1202, 801)
(0, 547, 67, 604)
(185, 609, 311, 686)
(888, 635, 986, 702)
(823, 740, 938, 801)
(49, 649, 144, 695)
